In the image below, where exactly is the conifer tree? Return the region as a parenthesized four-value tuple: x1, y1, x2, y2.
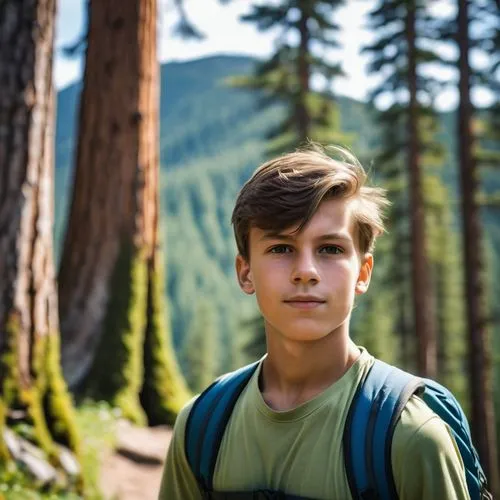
(475, 0, 500, 171)
(235, 0, 349, 153)
(479, 1, 500, 459)
(363, 0, 447, 377)
(434, 0, 499, 487)
(454, 0, 499, 487)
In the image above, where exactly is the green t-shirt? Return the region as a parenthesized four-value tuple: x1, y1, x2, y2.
(159, 348, 470, 499)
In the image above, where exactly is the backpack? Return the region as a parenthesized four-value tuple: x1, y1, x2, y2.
(185, 358, 491, 500)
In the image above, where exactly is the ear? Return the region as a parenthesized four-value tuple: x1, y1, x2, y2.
(235, 254, 255, 295)
(355, 253, 373, 295)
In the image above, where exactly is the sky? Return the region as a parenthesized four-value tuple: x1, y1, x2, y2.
(54, 0, 375, 100)
(54, 0, 493, 110)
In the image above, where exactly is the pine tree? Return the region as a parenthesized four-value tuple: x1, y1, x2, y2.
(57, 0, 190, 425)
(475, 0, 500, 175)
(436, 3, 499, 483)
(454, 0, 499, 488)
(363, 0, 449, 377)
(479, 0, 500, 468)
(234, 0, 349, 153)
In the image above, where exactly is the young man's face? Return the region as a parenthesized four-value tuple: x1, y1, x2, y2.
(236, 197, 373, 343)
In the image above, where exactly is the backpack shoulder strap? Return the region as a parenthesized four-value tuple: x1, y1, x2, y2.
(185, 361, 260, 492)
(343, 359, 424, 500)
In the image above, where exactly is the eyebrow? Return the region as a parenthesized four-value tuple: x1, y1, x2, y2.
(259, 231, 352, 243)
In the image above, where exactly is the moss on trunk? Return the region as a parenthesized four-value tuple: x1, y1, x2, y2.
(0, 314, 81, 464)
(42, 334, 81, 455)
(140, 255, 191, 425)
(0, 401, 9, 463)
(84, 242, 190, 426)
(84, 242, 148, 425)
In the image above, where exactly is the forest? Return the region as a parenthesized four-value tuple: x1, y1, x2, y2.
(0, 0, 499, 498)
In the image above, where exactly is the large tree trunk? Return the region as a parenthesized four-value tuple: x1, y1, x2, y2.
(57, 0, 189, 425)
(0, 0, 80, 459)
(457, 0, 499, 492)
(405, 3, 437, 378)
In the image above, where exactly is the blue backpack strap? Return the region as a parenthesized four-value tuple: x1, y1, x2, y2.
(343, 359, 424, 500)
(185, 361, 260, 492)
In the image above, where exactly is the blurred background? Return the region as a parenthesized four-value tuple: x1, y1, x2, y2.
(0, 0, 498, 498)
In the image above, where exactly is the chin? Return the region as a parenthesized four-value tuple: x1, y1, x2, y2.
(279, 325, 334, 343)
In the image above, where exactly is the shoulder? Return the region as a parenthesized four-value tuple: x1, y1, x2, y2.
(171, 395, 199, 445)
(176, 361, 260, 437)
(392, 394, 463, 458)
(159, 396, 203, 499)
(391, 395, 469, 499)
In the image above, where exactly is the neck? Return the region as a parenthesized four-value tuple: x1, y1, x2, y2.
(260, 323, 361, 411)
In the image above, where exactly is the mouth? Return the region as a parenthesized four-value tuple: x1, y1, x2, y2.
(283, 297, 326, 310)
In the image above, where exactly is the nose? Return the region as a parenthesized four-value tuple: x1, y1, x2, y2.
(290, 251, 320, 285)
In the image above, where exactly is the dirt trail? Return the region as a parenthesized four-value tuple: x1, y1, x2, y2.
(100, 420, 173, 500)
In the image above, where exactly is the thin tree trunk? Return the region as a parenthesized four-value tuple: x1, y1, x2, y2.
(457, 0, 499, 492)
(0, 0, 79, 460)
(58, 0, 189, 424)
(406, 3, 437, 378)
(399, 268, 412, 371)
(296, 0, 311, 142)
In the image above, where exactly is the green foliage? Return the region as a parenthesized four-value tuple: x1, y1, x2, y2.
(0, 471, 83, 500)
(40, 334, 81, 458)
(0, 401, 8, 463)
(1, 314, 23, 413)
(425, 178, 468, 407)
(0, 313, 81, 478)
(234, 1, 349, 151)
(140, 256, 191, 425)
(351, 236, 399, 365)
(0, 401, 119, 500)
(160, 145, 263, 375)
(363, 0, 447, 160)
(352, 293, 398, 365)
(180, 299, 220, 393)
(74, 401, 119, 500)
(239, 315, 267, 365)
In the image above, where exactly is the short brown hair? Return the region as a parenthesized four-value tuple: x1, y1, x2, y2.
(231, 143, 389, 260)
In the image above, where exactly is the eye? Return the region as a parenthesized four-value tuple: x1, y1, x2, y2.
(319, 245, 344, 255)
(269, 245, 292, 254)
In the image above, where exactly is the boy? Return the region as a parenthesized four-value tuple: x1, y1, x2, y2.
(159, 144, 470, 499)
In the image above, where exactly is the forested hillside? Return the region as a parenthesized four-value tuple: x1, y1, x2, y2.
(53, 54, 500, 379)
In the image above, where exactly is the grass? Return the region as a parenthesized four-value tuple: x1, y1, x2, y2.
(75, 401, 121, 500)
(0, 401, 121, 500)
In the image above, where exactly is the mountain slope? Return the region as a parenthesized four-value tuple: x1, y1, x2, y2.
(53, 54, 499, 374)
